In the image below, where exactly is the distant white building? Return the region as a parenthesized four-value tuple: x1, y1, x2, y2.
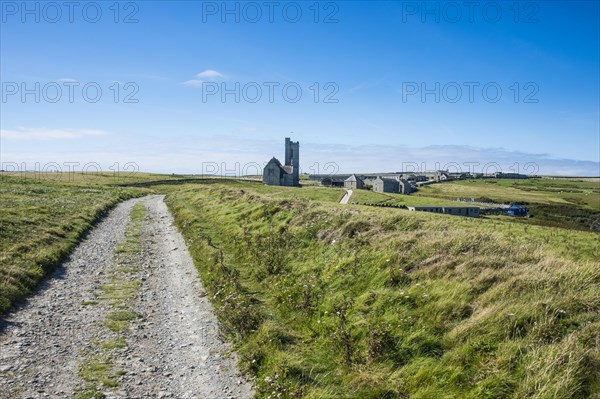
(372, 176, 413, 194)
(344, 174, 364, 189)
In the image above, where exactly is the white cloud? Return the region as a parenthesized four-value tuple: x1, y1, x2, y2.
(1, 127, 109, 141)
(196, 70, 224, 79)
(181, 70, 226, 87)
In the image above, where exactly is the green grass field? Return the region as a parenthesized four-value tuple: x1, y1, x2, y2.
(0, 170, 185, 186)
(414, 179, 600, 231)
(0, 174, 148, 313)
(165, 181, 599, 399)
(416, 178, 600, 209)
(1, 173, 599, 398)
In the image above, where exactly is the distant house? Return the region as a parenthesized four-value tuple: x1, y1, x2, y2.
(372, 176, 414, 194)
(403, 174, 427, 182)
(494, 172, 528, 179)
(407, 206, 480, 218)
(448, 172, 468, 180)
(321, 176, 346, 187)
(434, 171, 449, 182)
(362, 176, 377, 186)
(263, 137, 300, 186)
(373, 177, 399, 193)
(344, 174, 364, 189)
(398, 179, 413, 194)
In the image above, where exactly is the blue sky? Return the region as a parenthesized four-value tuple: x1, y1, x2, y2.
(1, 1, 599, 175)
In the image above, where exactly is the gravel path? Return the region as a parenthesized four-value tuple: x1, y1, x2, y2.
(0, 195, 254, 399)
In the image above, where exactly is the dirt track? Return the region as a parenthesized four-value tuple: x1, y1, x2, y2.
(0, 195, 253, 399)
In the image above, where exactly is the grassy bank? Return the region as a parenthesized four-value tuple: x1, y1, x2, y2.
(0, 175, 147, 314)
(166, 182, 599, 398)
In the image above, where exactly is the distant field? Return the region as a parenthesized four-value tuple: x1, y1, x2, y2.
(411, 179, 600, 231)
(0, 175, 148, 313)
(0, 171, 210, 186)
(166, 182, 599, 398)
(416, 178, 600, 209)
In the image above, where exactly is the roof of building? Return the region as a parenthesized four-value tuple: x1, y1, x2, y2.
(266, 157, 291, 174)
(267, 157, 282, 166)
(344, 174, 363, 182)
(374, 176, 399, 183)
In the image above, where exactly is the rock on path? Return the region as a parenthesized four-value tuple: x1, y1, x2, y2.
(0, 195, 254, 399)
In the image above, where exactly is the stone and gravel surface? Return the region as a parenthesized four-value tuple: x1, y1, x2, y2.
(0, 195, 254, 399)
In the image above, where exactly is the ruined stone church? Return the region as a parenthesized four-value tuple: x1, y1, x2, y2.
(262, 137, 300, 186)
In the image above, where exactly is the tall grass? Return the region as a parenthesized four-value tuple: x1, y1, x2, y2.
(0, 176, 146, 313)
(167, 184, 600, 398)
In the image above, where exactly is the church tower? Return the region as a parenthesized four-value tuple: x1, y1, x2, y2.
(284, 137, 300, 186)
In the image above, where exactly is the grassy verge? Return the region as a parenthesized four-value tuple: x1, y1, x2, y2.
(76, 202, 146, 398)
(166, 183, 599, 398)
(0, 175, 148, 314)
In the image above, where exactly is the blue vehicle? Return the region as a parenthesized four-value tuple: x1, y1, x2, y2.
(503, 204, 527, 217)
